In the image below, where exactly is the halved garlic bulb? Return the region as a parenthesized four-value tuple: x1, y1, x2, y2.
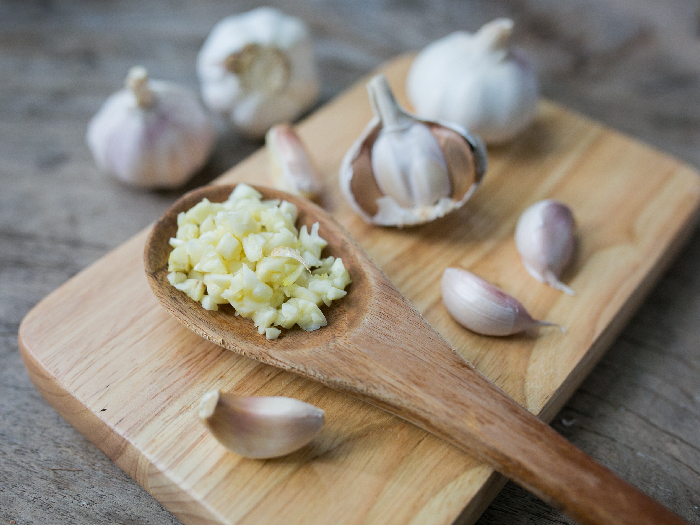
(515, 200, 576, 295)
(86, 66, 215, 189)
(441, 268, 562, 336)
(339, 74, 487, 227)
(198, 390, 324, 459)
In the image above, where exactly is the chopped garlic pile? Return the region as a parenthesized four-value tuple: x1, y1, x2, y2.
(167, 184, 351, 339)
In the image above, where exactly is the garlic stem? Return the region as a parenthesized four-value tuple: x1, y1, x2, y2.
(125, 66, 155, 108)
(366, 75, 409, 131)
(199, 390, 324, 459)
(474, 18, 514, 52)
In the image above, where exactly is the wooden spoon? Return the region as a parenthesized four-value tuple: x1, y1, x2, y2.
(144, 184, 687, 525)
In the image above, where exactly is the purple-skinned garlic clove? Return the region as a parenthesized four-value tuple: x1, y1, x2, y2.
(198, 390, 324, 459)
(441, 268, 563, 336)
(515, 200, 576, 295)
(266, 124, 323, 201)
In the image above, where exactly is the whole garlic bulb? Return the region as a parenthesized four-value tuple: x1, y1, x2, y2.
(406, 18, 538, 144)
(339, 74, 487, 227)
(197, 7, 320, 138)
(86, 66, 215, 189)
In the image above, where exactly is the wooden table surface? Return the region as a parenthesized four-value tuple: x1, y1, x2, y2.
(1, 1, 699, 524)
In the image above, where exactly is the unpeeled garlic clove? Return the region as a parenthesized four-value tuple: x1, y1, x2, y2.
(266, 124, 322, 201)
(86, 66, 215, 189)
(198, 390, 324, 459)
(441, 268, 562, 336)
(339, 74, 487, 227)
(515, 200, 575, 295)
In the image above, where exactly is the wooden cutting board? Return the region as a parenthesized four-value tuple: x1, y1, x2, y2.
(18, 55, 700, 525)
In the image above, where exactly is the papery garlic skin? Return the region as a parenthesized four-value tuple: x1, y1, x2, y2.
(441, 268, 561, 336)
(199, 390, 324, 459)
(86, 66, 215, 189)
(407, 18, 538, 144)
(515, 200, 575, 295)
(339, 74, 487, 227)
(197, 8, 320, 138)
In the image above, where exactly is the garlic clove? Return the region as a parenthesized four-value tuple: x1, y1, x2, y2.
(441, 268, 563, 336)
(339, 74, 487, 227)
(515, 200, 576, 295)
(196, 7, 320, 138)
(371, 119, 451, 209)
(406, 18, 539, 145)
(266, 124, 323, 201)
(198, 390, 324, 459)
(86, 66, 215, 189)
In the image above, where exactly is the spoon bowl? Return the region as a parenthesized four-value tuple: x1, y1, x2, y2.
(144, 184, 377, 363)
(145, 183, 687, 525)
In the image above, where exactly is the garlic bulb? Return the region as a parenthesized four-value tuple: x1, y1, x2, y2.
(441, 268, 562, 336)
(197, 8, 320, 138)
(266, 124, 322, 201)
(407, 18, 539, 144)
(339, 74, 487, 227)
(515, 200, 576, 295)
(86, 66, 215, 189)
(198, 390, 324, 459)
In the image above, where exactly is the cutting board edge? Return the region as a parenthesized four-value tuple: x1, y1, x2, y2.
(17, 170, 700, 525)
(17, 314, 507, 525)
(452, 472, 509, 525)
(16, 231, 488, 525)
(15, 50, 700, 525)
(538, 175, 700, 423)
(17, 318, 232, 525)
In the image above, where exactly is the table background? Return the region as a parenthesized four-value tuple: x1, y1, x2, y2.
(1, 1, 699, 524)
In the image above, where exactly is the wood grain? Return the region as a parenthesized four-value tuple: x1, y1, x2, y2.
(4, 2, 700, 524)
(18, 54, 700, 525)
(143, 182, 688, 525)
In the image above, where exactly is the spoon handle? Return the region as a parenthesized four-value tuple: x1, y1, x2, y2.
(360, 349, 687, 525)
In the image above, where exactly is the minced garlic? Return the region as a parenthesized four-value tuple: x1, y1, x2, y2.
(167, 184, 351, 339)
